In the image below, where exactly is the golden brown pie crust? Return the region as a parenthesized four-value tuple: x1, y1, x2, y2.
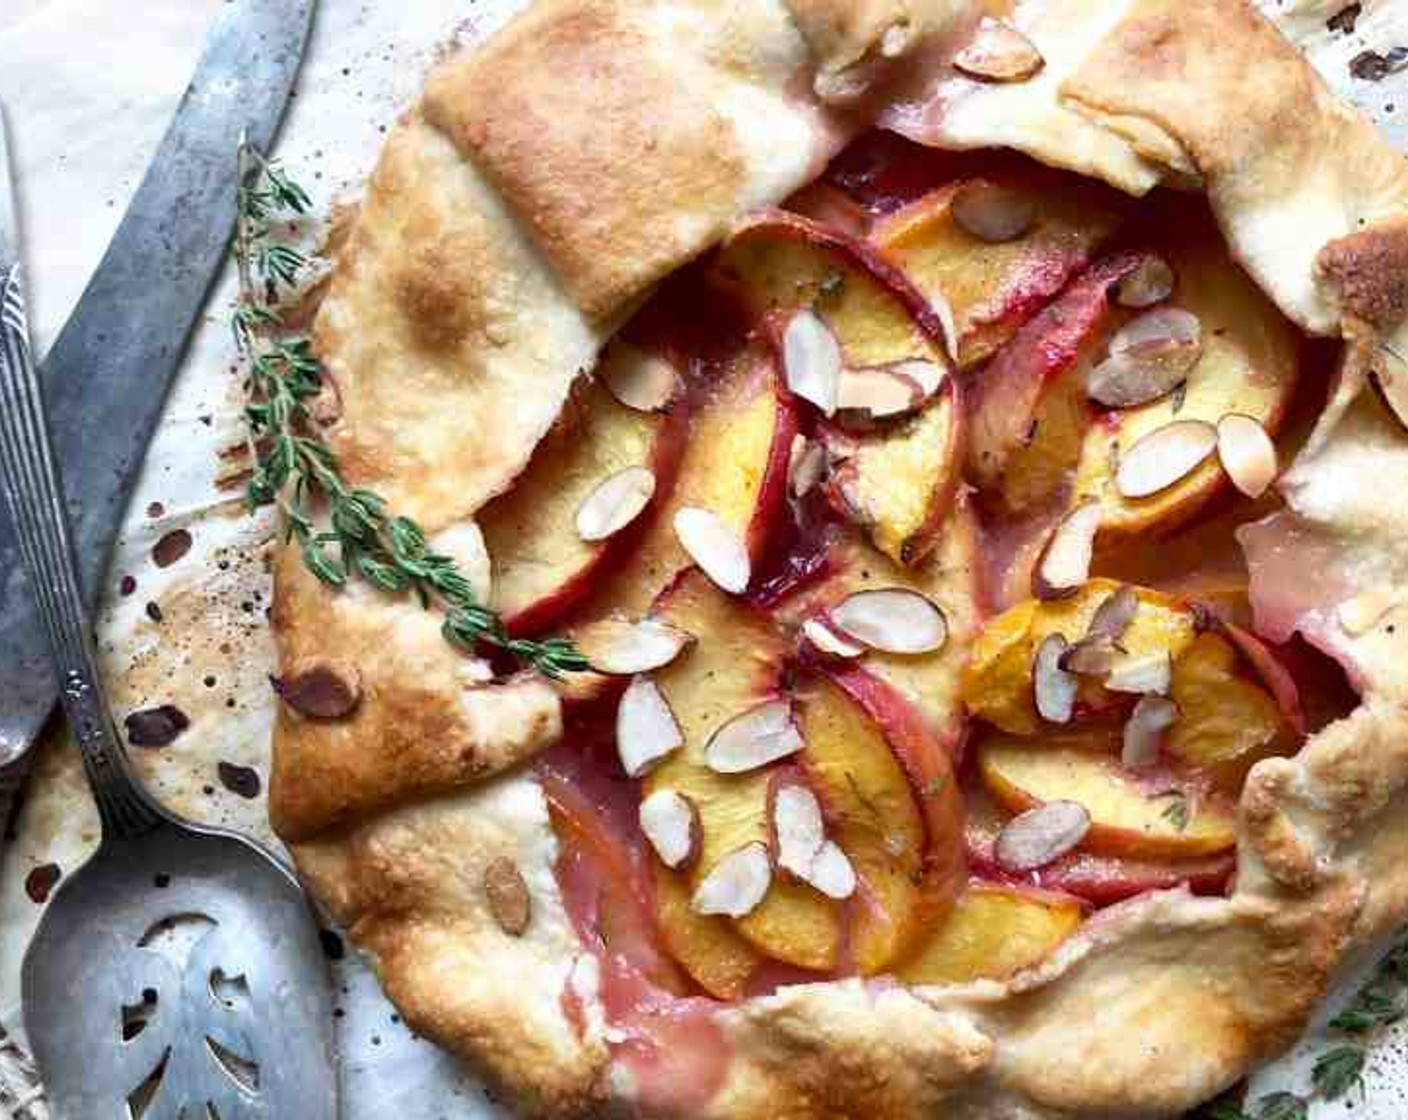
(270, 1, 1408, 1115)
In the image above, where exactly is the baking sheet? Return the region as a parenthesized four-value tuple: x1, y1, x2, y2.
(0, 1, 1406, 1116)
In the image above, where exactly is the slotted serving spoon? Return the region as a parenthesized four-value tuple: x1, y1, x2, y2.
(0, 218, 336, 1117)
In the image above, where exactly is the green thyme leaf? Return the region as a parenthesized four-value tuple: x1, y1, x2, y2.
(1255, 1091, 1307, 1120)
(1312, 1045, 1366, 1100)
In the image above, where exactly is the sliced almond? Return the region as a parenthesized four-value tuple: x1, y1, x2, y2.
(1216, 413, 1277, 499)
(789, 435, 828, 499)
(1116, 419, 1218, 499)
(1087, 584, 1139, 642)
(692, 843, 772, 917)
(830, 588, 948, 655)
(1122, 695, 1179, 769)
(783, 308, 842, 417)
(674, 507, 751, 594)
(575, 617, 695, 675)
(887, 358, 948, 399)
(1113, 257, 1175, 309)
(575, 465, 656, 543)
(803, 841, 857, 900)
(1373, 344, 1408, 431)
(1033, 500, 1102, 600)
(1089, 309, 1203, 409)
(484, 857, 532, 936)
(927, 290, 960, 363)
(800, 617, 865, 660)
(705, 699, 805, 774)
(836, 366, 924, 423)
(1060, 633, 1118, 676)
(599, 341, 678, 412)
(639, 789, 700, 870)
(954, 18, 1045, 83)
(773, 784, 827, 878)
(1033, 634, 1077, 724)
(994, 801, 1090, 872)
(617, 677, 685, 778)
(952, 181, 1037, 243)
(1338, 589, 1399, 637)
(1105, 649, 1172, 695)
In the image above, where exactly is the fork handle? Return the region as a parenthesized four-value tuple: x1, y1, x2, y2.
(0, 263, 160, 839)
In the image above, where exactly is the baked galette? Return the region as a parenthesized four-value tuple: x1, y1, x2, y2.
(268, 2, 1408, 1116)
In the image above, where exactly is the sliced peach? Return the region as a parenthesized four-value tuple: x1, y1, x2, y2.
(647, 571, 842, 972)
(650, 860, 760, 1000)
(963, 772, 1233, 904)
(1166, 631, 1291, 792)
(772, 502, 982, 748)
(965, 253, 1152, 509)
(897, 883, 1084, 985)
(566, 344, 798, 623)
(962, 579, 1196, 736)
(483, 377, 687, 635)
(1070, 232, 1300, 538)
(713, 213, 961, 564)
(871, 174, 1122, 369)
(823, 387, 963, 564)
(795, 672, 930, 974)
(978, 737, 1238, 859)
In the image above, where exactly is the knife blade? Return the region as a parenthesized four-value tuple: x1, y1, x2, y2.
(0, 0, 316, 780)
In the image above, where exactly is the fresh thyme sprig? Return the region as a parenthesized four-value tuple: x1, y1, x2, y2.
(232, 136, 586, 680)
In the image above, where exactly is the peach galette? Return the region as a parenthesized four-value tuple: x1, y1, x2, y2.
(268, 3, 1408, 1118)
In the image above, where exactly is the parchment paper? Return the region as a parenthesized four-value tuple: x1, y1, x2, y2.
(0, 1, 1406, 1116)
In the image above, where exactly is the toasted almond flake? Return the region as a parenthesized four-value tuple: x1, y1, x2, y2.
(1373, 344, 1408, 431)
(1338, 589, 1399, 637)
(1088, 584, 1139, 642)
(1216, 413, 1277, 499)
(1105, 650, 1172, 695)
(1033, 634, 1077, 723)
(789, 435, 827, 499)
(927, 290, 960, 362)
(1116, 419, 1218, 498)
(1122, 696, 1179, 769)
(575, 465, 657, 542)
(830, 588, 948, 655)
(705, 699, 805, 774)
(599, 341, 678, 412)
(783, 308, 842, 416)
(1089, 309, 1203, 409)
(1060, 633, 1118, 676)
(1033, 500, 1101, 600)
(617, 677, 685, 778)
(888, 358, 948, 399)
(484, 857, 532, 936)
(800, 617, 865, 660)
(1110, 307, 1201, 357)
(952, 181, 1037, 243)
(674, 507, 751, 594)
(994, 801, 1090, 872)
(773, 784, 827, 877)
(803, 841, 857, 899)
(954, 17, 1045, 83)
(836, 366, 924, 422)
(575, 618, 695, 675)
(1113, 257, 1175, 309)
(639, 789, 700, 870)
(692, 843, 772, 917)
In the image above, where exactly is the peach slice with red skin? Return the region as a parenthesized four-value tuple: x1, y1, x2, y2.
(482, 375, 688, 636)
(647, 570, 842, 975)
(870, 174, 1123, 370)
(978, 736, 1238, 860)
(1070, 230, 1300, 539)
(564, 343, 799, 627)
(897, 882, 1084, 985)
(712, 212, 962, 565)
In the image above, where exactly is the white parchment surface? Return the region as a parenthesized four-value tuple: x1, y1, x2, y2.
(0, 1, 1407, 1116)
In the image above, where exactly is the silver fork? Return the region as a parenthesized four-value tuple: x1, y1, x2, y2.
(1, 223, 337, 1117)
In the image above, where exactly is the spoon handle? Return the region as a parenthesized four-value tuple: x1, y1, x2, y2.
(0, 263, 160, 838)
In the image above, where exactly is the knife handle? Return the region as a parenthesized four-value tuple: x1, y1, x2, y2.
(0, 265, 160, 840)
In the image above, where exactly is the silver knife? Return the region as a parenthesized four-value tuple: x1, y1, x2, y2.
(0, 0, 316, 807)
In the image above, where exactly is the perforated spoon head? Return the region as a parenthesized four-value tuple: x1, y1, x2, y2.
(22, 818, 336, 1120)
